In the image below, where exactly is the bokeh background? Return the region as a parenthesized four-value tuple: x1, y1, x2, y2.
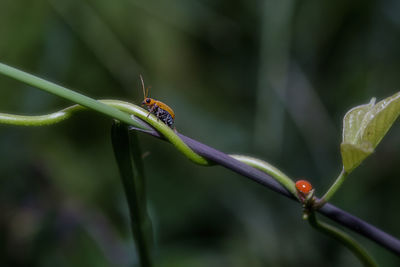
(1, 0, 400, 266)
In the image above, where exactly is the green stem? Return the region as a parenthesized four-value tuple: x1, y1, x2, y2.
(316, 168, 348, 207)
(111, 122, 153, 267)
(229, 155, 297, 199)
(0, 61, 209, 165)
(308, 212, 377, 267)
(0, 62, 296, 186)
(0, 62, 143, 129)
(0, 99, 209, 166)
(0, 61, 379, 265)
(0, 101, 299, 194)
(0, 105, 82, 126)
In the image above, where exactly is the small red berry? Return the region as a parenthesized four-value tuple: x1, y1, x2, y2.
(295, 180, 313, 194)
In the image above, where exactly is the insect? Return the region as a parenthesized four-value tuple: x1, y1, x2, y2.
(295, 179, 314, 204)
(295, 180, 313, 194)
(140, 75, 175, 128)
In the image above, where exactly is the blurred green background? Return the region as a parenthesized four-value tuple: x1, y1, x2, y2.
(1, 0, 400, 266)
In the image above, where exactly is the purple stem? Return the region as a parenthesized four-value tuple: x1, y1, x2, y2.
(128, 124, 400, 256)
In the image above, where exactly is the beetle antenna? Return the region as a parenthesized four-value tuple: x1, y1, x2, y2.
(140, 74, 146, 98)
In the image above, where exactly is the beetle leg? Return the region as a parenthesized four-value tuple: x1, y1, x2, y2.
(153, 104, 160, 121)
(146, 104, 160, 121)
(147, 105, 157, 118)
(156, 107, 162, 118)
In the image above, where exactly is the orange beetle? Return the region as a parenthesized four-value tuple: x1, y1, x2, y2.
(295, 180, 313, 194)
(140, 75, 175, 128)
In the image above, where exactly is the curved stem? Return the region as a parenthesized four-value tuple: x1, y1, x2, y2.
(1, 99, 399, 257)
(0, 61, 296, 183)
(1, 61, 399, 260)
(0, 100, 209, 165)
(0, 100, 299, 197)
(103, 100, 210, 165)
(229, 154, 297, 199)
(0, 105, 82, 126)
(0, 103, 297, 198)
(308, 211, 377, 267)
(316, 168, 348, 207)
(0, 62, 143, 129)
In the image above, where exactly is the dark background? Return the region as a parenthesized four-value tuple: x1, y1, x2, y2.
(0, 0, 400, 266)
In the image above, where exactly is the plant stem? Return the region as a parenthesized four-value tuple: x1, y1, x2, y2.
(316, 168, 348, 207)
(0, 98, 209, 165)
(0, 60, 209, 165)
(0, 62, 144, 129)
(111, 122, 153, 267)
(229, 154, 297, 198)
(308, 212, 377, 267)
(1, 93, 400, 256)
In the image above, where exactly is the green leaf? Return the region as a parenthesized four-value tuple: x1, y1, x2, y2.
(340, 143, 374, 173)
(341, 91, 400, 173)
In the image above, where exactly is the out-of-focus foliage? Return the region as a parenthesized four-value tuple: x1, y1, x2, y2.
(0, 0, 400, 266)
